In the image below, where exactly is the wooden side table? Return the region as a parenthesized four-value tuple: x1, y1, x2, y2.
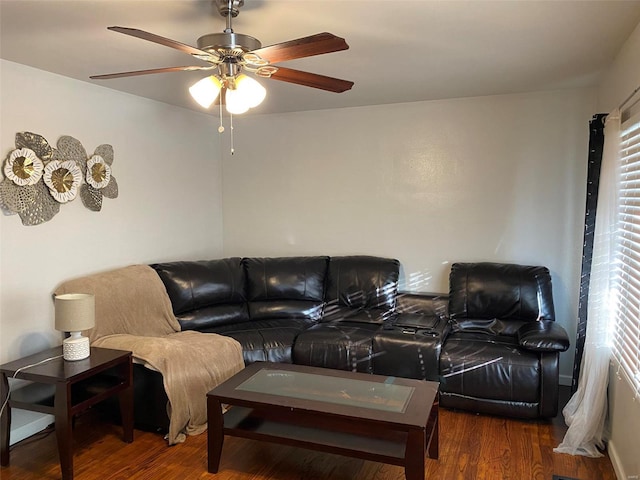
(0, 346, 133, 480)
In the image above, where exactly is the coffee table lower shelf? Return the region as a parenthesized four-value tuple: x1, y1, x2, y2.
(222, 405, 409, 465)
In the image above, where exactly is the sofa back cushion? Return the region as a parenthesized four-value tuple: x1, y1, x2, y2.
(325, 256, 400, 315)
(151, 258, 249, 330)
(448, 262, 555, 335)
(244, 256, 329, 321)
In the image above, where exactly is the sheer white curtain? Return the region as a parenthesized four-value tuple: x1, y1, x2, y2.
(554, 110, 621, 457)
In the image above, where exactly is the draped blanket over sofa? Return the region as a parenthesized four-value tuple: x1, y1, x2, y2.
(55, 256, 570, 437)
(54, 265, 244, 444)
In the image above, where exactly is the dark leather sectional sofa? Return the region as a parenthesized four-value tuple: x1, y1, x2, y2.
(126, 255, 570, 432)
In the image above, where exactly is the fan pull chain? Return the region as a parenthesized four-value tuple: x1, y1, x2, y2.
(218, 99, 225, 133)
(230, 112, 235, 155)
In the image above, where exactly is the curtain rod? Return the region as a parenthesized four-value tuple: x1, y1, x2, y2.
(619, 83, 640, 111)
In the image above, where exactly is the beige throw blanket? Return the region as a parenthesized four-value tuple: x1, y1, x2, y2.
(55, 265, 244, 444)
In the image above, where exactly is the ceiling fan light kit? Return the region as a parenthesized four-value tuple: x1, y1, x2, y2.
(90, 0, 353, 151)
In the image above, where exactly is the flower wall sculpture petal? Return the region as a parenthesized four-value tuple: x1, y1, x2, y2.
(80, 144, 117, 211)
(43, 160, 83, 203)
(86, 155, 112, 189)
(101, 176, 119, 199)
(19, 180, 60, 226)
(0, 179, 36, 214)
(57, 135, 88, 176)
(4, 148, 44, 186)
(80, 183, 103, 211)
(15, 132, 53, 162)
(94, 144, 114, 165)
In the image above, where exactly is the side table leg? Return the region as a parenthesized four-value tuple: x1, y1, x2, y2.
(427, 403, 439, 459)
(405, 428, 426, 480)
(0, 374, 10, 466)
(118, 386, 134, 443)
(207, 396, 224, 473)
(54, 383, 74, 480)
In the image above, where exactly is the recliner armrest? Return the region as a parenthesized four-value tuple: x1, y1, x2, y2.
(517, 320, 570, 352)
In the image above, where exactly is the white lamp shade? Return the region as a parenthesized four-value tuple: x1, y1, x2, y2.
(235, 74, 266, 108)
(55, 293, 95, 332)
(225, 88, 250, 114)
(226, 74, 266, 114)
(189, 76, 222, 109)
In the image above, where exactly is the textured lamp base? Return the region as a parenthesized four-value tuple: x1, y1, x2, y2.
(63, 334, 90, 361)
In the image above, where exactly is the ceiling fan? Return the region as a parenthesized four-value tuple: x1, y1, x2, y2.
(90, 0, 354, 114)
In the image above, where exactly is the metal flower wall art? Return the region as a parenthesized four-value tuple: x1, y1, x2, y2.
(0, 132, 118, 225)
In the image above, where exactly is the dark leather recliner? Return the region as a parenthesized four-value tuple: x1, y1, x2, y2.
(439, 262, 570, 418)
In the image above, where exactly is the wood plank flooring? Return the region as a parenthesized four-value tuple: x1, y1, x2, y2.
(2, 389, 616, 480)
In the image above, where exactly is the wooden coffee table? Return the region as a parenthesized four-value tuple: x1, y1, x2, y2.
(207, 362, 438, 480)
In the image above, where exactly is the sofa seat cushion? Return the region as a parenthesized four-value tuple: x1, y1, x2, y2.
(176, 304, 250, 331)
(439, 332, 541, 403)
(203, 318, 311, 364)
(321, 305, 393, 324)
(248, 300, 324, 322)
(292, 321, 382, 373)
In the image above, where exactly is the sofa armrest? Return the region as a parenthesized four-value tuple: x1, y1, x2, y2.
(517, 320, 570, 352)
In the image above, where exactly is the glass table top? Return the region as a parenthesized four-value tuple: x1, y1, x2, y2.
(236, 368, 415, 413)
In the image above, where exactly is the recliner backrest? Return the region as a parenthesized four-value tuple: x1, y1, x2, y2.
(151, 258, 249, 330)
(325, 256, 400, 313)
(448, 262, 555, 335)
(243, 256, 329, 322)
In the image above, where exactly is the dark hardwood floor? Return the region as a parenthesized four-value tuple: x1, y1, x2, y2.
(2, 387, 616, 480)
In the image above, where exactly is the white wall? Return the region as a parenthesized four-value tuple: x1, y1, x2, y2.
(597, 20, 640, 113)
(222, 88, 596, 385)
(0, 60, 224, 363)
(596, 20, 640, 480)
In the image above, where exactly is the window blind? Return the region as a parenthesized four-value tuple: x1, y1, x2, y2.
(614, 111, 640, 397)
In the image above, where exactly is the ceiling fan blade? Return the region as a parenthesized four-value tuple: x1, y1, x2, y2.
(90, 65, 214, 80)
(107, 26, 219, 62)
(267, 67, 353, 93)
(250, 32, 349, 64)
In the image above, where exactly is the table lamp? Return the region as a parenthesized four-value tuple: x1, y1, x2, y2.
(55, 293, 95, 361)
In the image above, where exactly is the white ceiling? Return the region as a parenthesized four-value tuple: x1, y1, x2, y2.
(2, 0, 640, 116)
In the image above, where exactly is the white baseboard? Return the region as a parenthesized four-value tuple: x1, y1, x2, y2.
(559, 374, 572, 386)
(10, 409, 53, 446)
(608, 439, 634, 480)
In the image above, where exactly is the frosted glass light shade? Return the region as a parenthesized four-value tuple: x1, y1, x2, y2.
(189, 76, 222, 108)
(235, 74, 266, 108)
(226, 74, 266, 114)
(225, 88, 250, 114)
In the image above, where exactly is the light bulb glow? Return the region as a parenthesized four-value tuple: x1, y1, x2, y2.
(225, 74, 266, 114)
(235, 74, 266, 108)
(225, 88, 250, 114)
(189, 76, 222, 108)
